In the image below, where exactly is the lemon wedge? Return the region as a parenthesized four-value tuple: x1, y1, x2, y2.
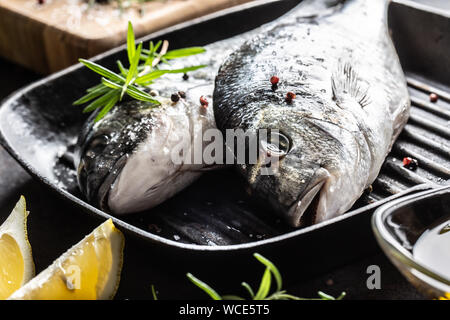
(8, 219, 124, 300)
(0, 196, 35, 299)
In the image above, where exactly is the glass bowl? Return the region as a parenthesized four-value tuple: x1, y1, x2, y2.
(372, 186, 450, 299)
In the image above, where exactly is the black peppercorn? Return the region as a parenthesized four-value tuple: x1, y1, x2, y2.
(171, 93, 180, 103)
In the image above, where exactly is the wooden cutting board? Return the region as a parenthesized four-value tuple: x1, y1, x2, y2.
(0, 0, 254, 74)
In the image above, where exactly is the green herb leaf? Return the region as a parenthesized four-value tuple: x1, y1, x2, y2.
(221, 295, 245, 300)
(254, 268, 272, 300)
(126, 85, 160, 104)
(152, 40, 162, 53)
(73, 84, 109, 105)
(186, 273, 222, 300)
(135, 69, 169, 84)
(166, 65, 207, 74)
(95, 92, 120, 122)
(121, 42, 143, 99)
(116, 60, 128, 77)
(164, 47, 206, 60)
(86, 83, 106, 92)
(102, 77, 122, 90)
(254, 253, 282, 292)
(266, 291, 304, 300)
(82, 89, 120, 113)
(74, 21, 206, 121)
(186, 253, 346, 301)
(336, 292, 346, 300)
(317, 291, 336, 300)
(241, 282, 255, 299)
(127, 21, 136, 65)
(151, 285, 158, 300)
(79, 59, 125, 83)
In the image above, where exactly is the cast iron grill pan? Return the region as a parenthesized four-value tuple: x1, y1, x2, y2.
(0, 0, 448, 256)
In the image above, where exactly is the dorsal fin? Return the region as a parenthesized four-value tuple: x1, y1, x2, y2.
(331, 62, 370, 108)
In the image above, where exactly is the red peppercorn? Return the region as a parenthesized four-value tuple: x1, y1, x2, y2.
(200, 96, 209, 107)
(430, 93, 438, 103)
(270, 76, 279, 85)
(37, 0, 45, 4)
(403, 157, 412, 166)
(403, 157, 418, 170)
(285, 92, 296, 103)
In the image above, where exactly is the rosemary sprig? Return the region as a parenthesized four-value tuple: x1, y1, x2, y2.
(73, 21, 206, 122)
(186, 253, 346, 301)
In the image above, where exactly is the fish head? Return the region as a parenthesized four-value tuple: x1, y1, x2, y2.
(76, 95, 216, 214)
(75, 101, 158, 210)
(242, 102, 363, 227)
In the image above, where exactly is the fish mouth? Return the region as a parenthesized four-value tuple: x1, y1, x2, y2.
(96, 154, 129, 212)
(286, 168, 330, 227)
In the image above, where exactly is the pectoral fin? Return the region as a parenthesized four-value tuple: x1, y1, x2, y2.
(331, 62, 370, 108)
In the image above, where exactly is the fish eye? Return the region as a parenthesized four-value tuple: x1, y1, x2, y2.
(260, 130, 292, 158)
(87, 135, 109, 156)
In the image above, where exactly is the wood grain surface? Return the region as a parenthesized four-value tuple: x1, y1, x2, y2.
(0, 0, 254, 74)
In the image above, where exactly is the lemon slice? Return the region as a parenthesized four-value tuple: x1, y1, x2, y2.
(0, 196, 35, 299)
(9, 219, 124, 300)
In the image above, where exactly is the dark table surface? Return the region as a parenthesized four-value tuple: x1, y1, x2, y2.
(0, 56, 426, 300)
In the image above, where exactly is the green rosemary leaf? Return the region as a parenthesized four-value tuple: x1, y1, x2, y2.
(241, 282, 255, 299)
(73, 84, 109, 105)
(116, 60, 128, 77)
(82, 89, 118, 113)
(265, 290, 303, 300)
(336, 292, 346, 300)
(164, 47, 206, 60)
(75, 21, 207, 121)
(86, 83, 105, 92)
(151, 285, 158, 300)
(254, 253, 282, 292)
(222, 295, 245, 300)
(134, 65, 204, 84)
(254, 268, 272, 300)
(95, 92, 120, 122)
(135, 69, 169, 84)
(126, 85, 160, 104)
(127, 21, 136, 65)
(102, 77, 122, 90)
(166, 65, 207, 74)
(79, 59, 125, 83)
(121, 42, 143, 99)
(153, 40, 162, 53)
(142, 40, 163, 66)
(149, 41, 154, 53)
(317, 291, 336, 300)
(187, 253, 346, 301)
(186, 273, 222, 300)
